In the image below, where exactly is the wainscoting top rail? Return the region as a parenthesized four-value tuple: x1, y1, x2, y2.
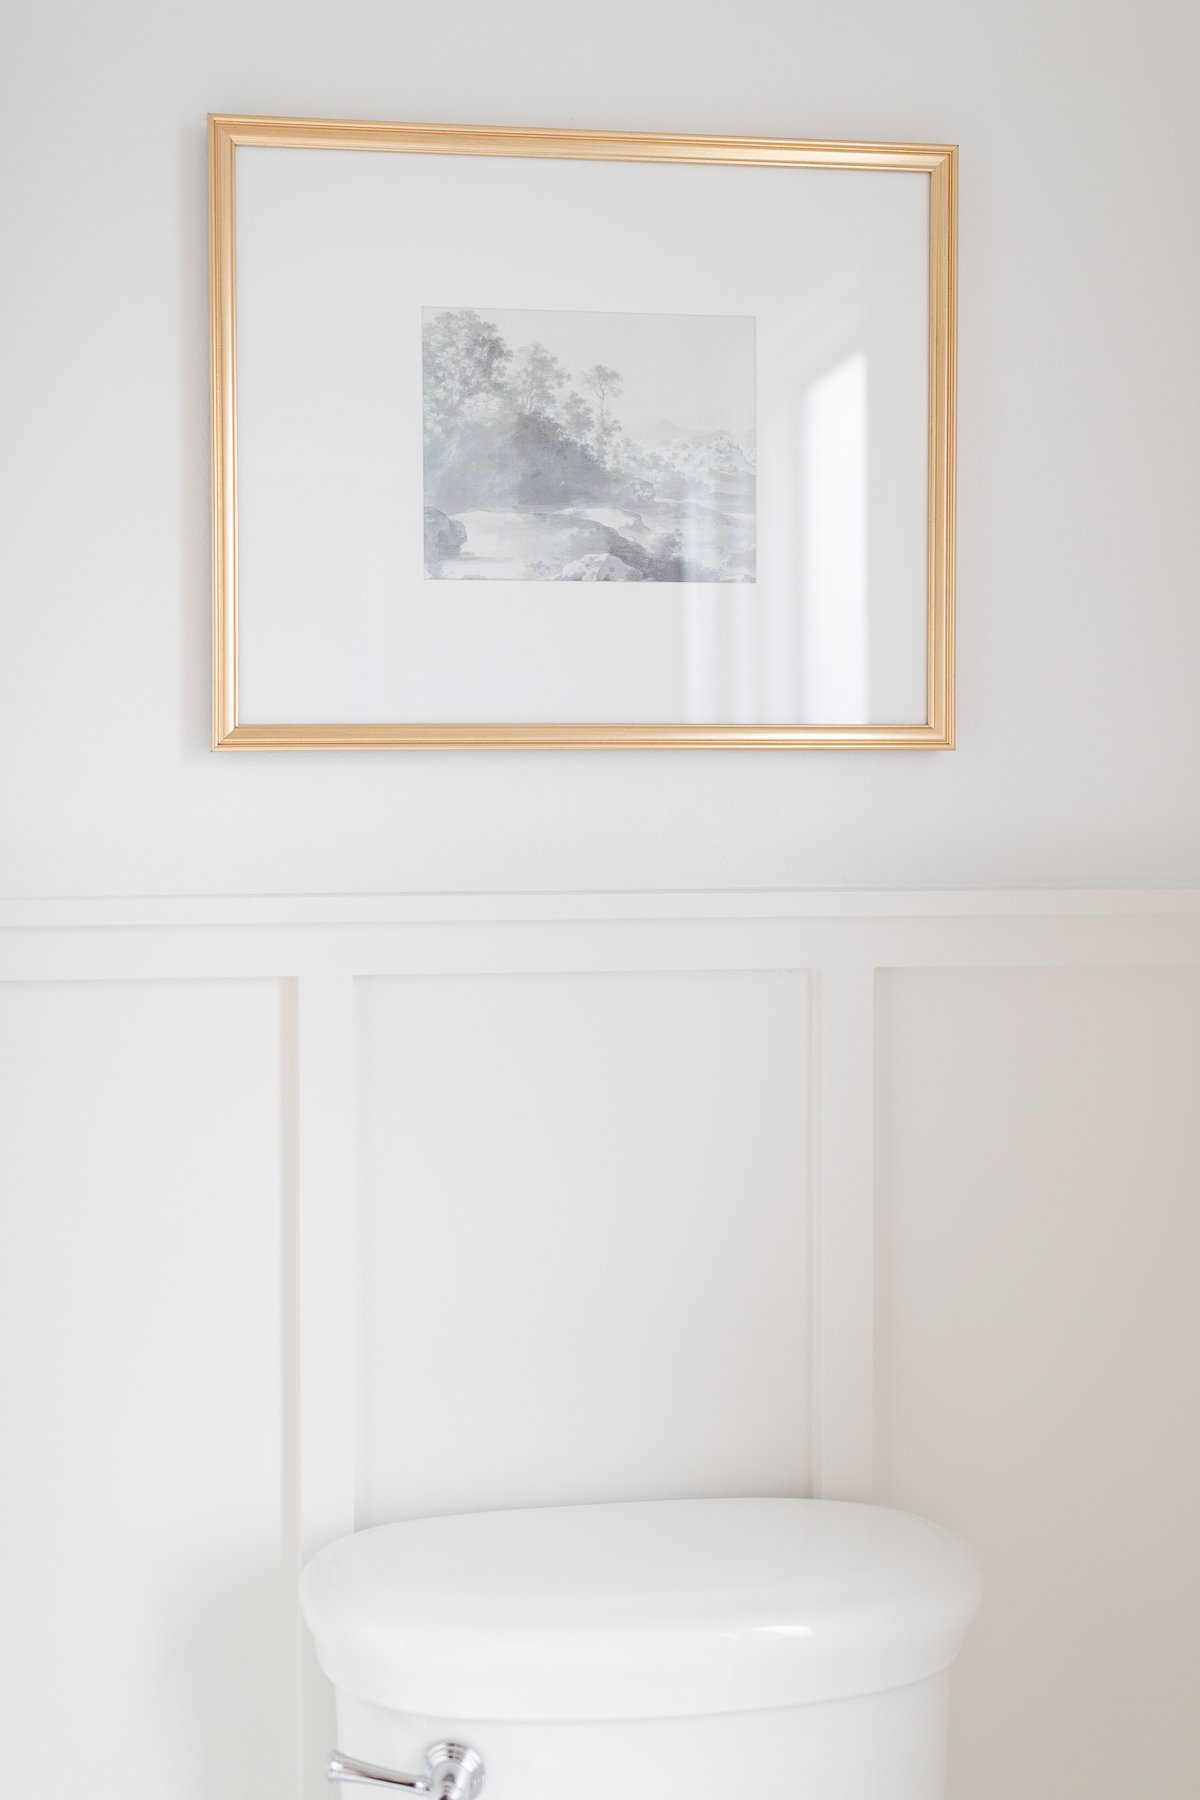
(2, 889, 1200, 932)
(4, 893, 1199, 990)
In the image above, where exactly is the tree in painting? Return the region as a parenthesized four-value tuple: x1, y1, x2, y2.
(421, 309, 510, 420)
(581, 363, 622, 466)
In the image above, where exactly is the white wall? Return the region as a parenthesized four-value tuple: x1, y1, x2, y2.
(2, 895, 1199, 1800)
(2, 0, 1200, 895)
(4, 5, 1199, 1799)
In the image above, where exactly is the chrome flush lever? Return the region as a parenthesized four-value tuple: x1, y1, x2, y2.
(328, 1742, 486, 1800)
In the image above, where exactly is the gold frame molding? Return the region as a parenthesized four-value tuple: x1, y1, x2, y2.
(209, 115, 957, 749)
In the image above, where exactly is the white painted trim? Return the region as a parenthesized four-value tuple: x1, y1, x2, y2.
(811, 966, 876, 1502)
(293, 977, 357, 1799)
(3, 914, 1200, 987)
(2, 888, 1200, 930)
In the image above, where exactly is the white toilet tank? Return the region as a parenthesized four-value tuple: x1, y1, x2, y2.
(301, 1497, 983, 1800)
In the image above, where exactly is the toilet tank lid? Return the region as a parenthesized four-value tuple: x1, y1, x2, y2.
(300, 1498, 983, 1722)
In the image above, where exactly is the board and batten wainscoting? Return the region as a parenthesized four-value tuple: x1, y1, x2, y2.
(2, 891, 1198, 1800)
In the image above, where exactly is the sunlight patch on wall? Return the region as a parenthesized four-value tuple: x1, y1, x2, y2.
(800, 353, 869, 724)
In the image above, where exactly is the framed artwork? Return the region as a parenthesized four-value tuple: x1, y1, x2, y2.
(209, 116, 956, 748)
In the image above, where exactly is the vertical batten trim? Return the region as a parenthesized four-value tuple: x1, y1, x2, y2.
(294, 975, 357, 1799)
(811, 962, 876, 1500)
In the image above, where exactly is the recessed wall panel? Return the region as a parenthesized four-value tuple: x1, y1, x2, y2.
(876, 967, 1200, 1800)
(0, 979, 290, 1800)
(356, 970, 811, 1524)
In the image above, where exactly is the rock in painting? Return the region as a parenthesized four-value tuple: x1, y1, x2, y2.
(423, 507, 467, 570)
(561, 553, 642, 582)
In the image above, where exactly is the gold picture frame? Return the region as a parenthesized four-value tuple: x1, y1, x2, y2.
(210, 115, 957, 749)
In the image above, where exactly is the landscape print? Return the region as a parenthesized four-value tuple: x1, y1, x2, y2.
(422, 306, 756, 583)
